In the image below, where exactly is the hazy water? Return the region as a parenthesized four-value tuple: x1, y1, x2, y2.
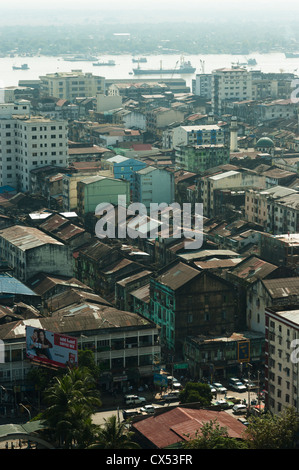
(0, 52, 298, 89)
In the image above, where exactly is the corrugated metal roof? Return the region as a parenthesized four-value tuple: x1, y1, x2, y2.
(0, 304, 153, 340)
(229, 256, 277, 283)
(132, 407, 246, 448)
(263, 277, 299, 298)
(0, 225, 63, 250)
(156, 262, 200, 291)
(0, 274, 38, 296)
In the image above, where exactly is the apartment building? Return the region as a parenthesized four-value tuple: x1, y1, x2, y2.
(265, 306, 299, 415)
(192, 73, 212, 98)
(62, 168, 113, 212)
(260, 233, 299, 273)
(133, 166, 175, 211)
(202, 169, 266, 218)
(245, 186, 298, 229)
(146, 107, 185, 138)
(169, 124, 225, 151)
(0, 306, 161, 392)
(0, 225, 73, 281)
(0, 102, 68, 191)
(211, 67, 253, 116)
(175, 144, 230, 173)
(267, 193, 299, 234)
(39, 70, 105, 101)
(76, 175, 130, 216)
(257, 99, 298, 122)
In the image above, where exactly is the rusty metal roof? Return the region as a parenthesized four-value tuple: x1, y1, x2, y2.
(0, 225, 63, 250)
(262, 277, 299, 299)
(132, 407, 246, 449)
(48, 288, 112, 311)
(27, 273, 91, 297)
(116, 270, 152, 287)
(156, 262, 200, 291)
(229, 256, 277, 283)
(0, 304, 154, 341)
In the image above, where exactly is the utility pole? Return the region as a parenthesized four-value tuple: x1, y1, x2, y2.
(247, 363, 252, 417)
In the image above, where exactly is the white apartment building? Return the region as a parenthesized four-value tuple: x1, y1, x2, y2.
(168, 124, 225, 151)
(211, 67, 253, 116)
(265, 306, 299, 415)
(257, 99, 298, 122)
(39, 70, 105, 101)
(192, 74, 212, 98)
(0, 101, 68, 191)
(267, 193, 299, 234)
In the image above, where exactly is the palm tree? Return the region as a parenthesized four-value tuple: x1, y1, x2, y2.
(42, 367, 102, 448)
(88, 415, 140, 449)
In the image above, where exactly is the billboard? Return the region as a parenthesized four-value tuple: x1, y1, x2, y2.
(26, 326, 78, 368)
(237, 340, 250, 363)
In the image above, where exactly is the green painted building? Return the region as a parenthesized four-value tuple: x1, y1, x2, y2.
(77, 175, 130, 216)
(175, 144, 230, 173)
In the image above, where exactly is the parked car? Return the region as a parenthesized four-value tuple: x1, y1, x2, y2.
(122, 409, 140, 420)
(231, 381, 247, 392)
(124, 395, 146, 406)
(226, 395, 242, 404)
(232, 404, 247, 415)
(228, 377, 240, 387)
(208, 384, 217, 394)
(212, 382, 227, 393)
(140, 404, 157, 414)
(214, 399, 233, 409)
(164, 391, 180, 402)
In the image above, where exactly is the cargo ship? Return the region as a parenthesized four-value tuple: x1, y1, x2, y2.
(12, 64, 29, 70)
(133, 58, 196, 75)
(93, 60, 115, 66)
(132, 57, 147, 63)
(63, 54, 98, 61)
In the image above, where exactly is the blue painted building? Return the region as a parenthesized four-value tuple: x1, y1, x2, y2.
(103, 155, 147, 193)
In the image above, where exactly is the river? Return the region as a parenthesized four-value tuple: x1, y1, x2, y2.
(1, 52, 299, 90)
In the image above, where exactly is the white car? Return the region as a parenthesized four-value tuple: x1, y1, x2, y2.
(208, 384, 217, 394)
(140, 404, 156, 414)
(212, 382, 227, 393)
(231, 381, 247, 392)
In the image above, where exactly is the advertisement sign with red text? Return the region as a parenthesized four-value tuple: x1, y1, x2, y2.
(26, 326, 78, 368)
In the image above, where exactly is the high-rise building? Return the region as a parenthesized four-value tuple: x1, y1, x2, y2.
(211, 67, 253, 116)
(0, 101, 68, 191)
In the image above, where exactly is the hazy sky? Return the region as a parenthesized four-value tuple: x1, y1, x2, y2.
(3, 0, 299, 12)
(2, 0, 299, 24)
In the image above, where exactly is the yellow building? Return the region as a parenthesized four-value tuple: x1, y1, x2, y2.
(39, 70, 105, 101)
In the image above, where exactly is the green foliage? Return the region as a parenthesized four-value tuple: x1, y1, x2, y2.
(41, 367, 102, 448)
(78, 349, 101, 380)
(179, 382, 213, 406)
(244, 407, 299, 449)
(88, 415, 141, 450)
(183, 419, 248, 449)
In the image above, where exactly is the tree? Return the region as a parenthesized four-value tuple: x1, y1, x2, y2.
(78, 349, 101, 381)
(41, 367, 102, 448)
(179, 382, 213, 406)
(244, 407, 299, 449)
(88, 415, 141, 450)
(183, 419, 247, 449)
